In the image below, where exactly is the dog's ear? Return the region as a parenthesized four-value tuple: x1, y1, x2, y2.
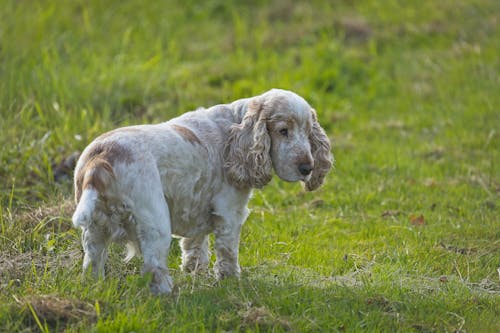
(224, 98, 273, 188)
(304, 108, 333, 191)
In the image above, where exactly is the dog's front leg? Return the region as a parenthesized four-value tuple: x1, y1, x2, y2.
(213, 220, 243, 279)
(212, 187, 251, 279)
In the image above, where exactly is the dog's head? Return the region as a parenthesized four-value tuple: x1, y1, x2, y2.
(224, 89, 333, 191)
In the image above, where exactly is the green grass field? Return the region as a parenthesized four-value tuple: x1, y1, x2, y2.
(1, 0, 499, 331)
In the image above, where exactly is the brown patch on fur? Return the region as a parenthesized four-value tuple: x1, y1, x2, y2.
(85, 142, 134, 165)
(75, 142, 133, 202)
(82, 158, 114, 192)
(75, 176, 83, 202)
(171, 124, 201, 145)
(267, 116, 296, 132)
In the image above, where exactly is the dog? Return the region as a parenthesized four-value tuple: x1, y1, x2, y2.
(72, 89, 333, 294)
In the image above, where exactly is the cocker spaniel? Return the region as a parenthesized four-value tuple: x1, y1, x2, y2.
(72, 89, 333, 294)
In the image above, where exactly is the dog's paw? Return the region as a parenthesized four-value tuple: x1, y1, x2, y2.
(147, 267, 173, 295)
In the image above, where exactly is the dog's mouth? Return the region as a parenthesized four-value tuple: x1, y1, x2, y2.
(275, 169, 312, 183)
(301, 173, 312, 182)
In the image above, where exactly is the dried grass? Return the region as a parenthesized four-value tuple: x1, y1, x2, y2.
(14, 200, 75, 231)
(0, 249, 80, 282)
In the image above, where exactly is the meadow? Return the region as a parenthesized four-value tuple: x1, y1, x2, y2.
(0, 0, 499, 331)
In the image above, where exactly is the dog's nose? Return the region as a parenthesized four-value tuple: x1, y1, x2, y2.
(298, 163, 313, 176)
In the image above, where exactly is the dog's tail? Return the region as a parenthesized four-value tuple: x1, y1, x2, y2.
(72, 158, 114, 228)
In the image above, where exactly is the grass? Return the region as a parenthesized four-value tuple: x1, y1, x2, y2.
(0, 0, 499, 331)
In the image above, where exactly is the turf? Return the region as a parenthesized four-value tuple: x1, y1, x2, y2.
(0, 0, 499, 332)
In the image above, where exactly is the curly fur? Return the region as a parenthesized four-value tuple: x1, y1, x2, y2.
(72, 89, 333, 294)
(305, 109, 334, 191)
(224, 98, 273, 188)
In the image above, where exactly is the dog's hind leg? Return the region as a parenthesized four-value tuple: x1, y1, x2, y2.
(180, 235, 210, 273)
(136, 206, 173, 295)
(130, 165, 173, 295)
(81, 223, 110, 279)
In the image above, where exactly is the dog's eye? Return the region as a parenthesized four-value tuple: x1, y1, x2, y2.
(279, 128, 288, 137)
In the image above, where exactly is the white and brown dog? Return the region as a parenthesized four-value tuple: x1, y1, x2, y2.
(72, 89, 333, 294)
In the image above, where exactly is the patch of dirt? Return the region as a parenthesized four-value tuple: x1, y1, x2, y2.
(16, 294, 96, 329)
(216, 297, 292, 332)
(409, 214, 426, 226)
(238, 303, 291, 331)
(336, 17, 372, 41)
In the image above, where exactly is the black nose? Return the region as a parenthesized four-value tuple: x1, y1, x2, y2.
(298, 163, 313, 176)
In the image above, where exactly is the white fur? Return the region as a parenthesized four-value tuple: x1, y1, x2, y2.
(72, 89, 333, 294)
(72, 188, 98, 228)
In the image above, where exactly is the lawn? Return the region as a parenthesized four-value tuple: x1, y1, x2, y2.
(0, 0, 499, 332)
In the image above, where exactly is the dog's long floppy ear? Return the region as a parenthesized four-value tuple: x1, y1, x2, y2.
(305, 108, 333, 191)
(224, 98, 273, 189)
